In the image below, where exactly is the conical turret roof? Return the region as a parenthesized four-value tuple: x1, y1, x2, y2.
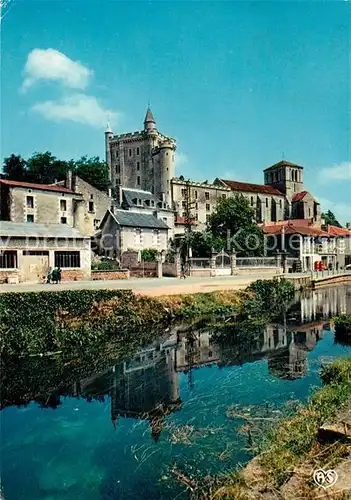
(144, 106, 156, 124)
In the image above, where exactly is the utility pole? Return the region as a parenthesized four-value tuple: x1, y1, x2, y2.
(184, 180, 197, 270)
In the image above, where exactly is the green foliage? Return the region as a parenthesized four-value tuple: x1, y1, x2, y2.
(333, 315, 351, 334)
(322, 210, 342, 228)
(91, 260, 120, 271)
(74, 155, 110, 192)
(141, 248, 158, 261)
(2, 152, 110, 191)
(244, 278, 295, 318)
(259, 357, 351, 487)
(208, 195, 264, 256)
(2, 154, 27, 181)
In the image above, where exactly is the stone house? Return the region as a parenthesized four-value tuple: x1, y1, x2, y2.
(98, 209, 169, 259)
(0, 221, 91, 283)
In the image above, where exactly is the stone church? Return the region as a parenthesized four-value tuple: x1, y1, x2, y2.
(105, 108, 321, 230)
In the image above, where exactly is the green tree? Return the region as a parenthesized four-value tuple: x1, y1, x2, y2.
(2, 154, 27, 181)
(322, 210, 342, 228)
(208, 195, 264, 256)
(74, 156, 110, 192)
(26, 152, 69, 184)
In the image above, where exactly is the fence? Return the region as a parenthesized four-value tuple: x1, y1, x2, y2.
(236, 257, 277, 267)
(189, 258, 211, 268)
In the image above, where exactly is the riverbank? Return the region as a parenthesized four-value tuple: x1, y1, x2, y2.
(0, 279, 294, 356)
(200, 357, 351, 500)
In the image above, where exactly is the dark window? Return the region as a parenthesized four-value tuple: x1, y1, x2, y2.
(61, 217, 67, 224)
(205, 192, 210, 200)
(206, 204, 210, 211)
(137, 176, 140, 186)
(194, 190, 198, 199)
(55, 251, 80, 268)
(60, 199, 67, 211)
(266, 198, 269, 207)
(116, 150, 119, 158)
(137, 161, 140, 170)
(181, 189, 186, 196)
(27, 214, 34, 223)
(0, 250, 17, 269)
(116, 165, 120, 174)
(251, 196, 254, 206)
(136, 147, 140, 155)
(94, 219, 100, 229)
(129, 149, 132, 157)
(206, 214, 210, 222)
(23, 251, 49, 256)
(90, 194, 94, 199)
(89, 201, 94, 212)
(27, 196, 34, 208)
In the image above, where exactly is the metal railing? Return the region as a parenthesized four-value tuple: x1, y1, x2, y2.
(236, 257, 277, 267)
(189, 258, 210, 268)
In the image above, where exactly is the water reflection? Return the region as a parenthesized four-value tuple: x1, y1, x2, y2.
(3, 285, 347, 441)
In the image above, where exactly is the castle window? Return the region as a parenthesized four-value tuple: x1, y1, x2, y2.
(60, 199, 67, 211)
(194, 190, 198, 199)
(195, 202, 198, 210)
(137, 176, 141, 186)
(89, 201, 95, 212)
(115, 151, 119, 159)
(182, 201, 186, 208)
(181, 188, 186, 197)
(27, 214, 34, 223)
(266, 198, 269, 207)
(60, 217, 67, 224)
(206, 204, 210, 212)
(129, 149, 132, 157)
(205, 192, 210, 200)
(137, 162, 140, 171)
(195, 213, 198, 221)
(26, 196, 34, 209)
(116, 178, 120, 185)
(136, 147, 140, 155)
(251, 196, 254, 206)
(116, 165, 120, 174)
(279, 200, 282, 208)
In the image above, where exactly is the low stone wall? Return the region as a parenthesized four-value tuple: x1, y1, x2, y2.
(234, 267, 281, 275)
(91, 269, 130, 280)
(189, 268, 212, 277)
(61, 269, 87, 282)
(0, 270, 19, 284)
(129, 261, 158, 278)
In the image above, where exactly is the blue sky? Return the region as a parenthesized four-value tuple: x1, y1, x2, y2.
(1, 0, 350, 222)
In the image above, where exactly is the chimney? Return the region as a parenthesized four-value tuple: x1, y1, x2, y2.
(66, 170, 73, 191)
(73, 199, 87, 235)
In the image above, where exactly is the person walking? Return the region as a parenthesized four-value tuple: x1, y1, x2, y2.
(46, 267, 52, 284)
(57, 267, 62, 283)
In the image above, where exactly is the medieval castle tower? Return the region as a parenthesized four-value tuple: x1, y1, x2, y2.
(105, 107, 176, 208)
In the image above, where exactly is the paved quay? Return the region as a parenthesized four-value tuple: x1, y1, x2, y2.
(0, 273, 278, 297)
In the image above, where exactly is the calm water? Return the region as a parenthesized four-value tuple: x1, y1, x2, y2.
(1, 285, 351, 500)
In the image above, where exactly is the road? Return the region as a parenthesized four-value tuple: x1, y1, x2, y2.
(0, 272, 278, 296)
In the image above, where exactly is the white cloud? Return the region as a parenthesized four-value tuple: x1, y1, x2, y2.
(175, 152, 188, 168)
(320, 162, 351, 182)
(319, 197, 351, 225)
(22, 48, 92, 91)
(31, 94, 118, 128)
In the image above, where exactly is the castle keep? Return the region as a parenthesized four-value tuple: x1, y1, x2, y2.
(106, 107, 321, 230)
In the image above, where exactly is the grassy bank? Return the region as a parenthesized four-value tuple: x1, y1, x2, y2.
(333, 315, 351, 334)
(204, 357, 351, 500)
(0, 278, 294, 356)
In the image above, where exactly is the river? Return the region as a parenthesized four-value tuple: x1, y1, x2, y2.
(1, 284, 351, 500)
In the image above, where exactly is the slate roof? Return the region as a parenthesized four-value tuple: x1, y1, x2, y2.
(122, 188, 159, 208)
(219, 179, 284, 196)
(111, 210, 169, 229)
(0, 221, 85, 238)
(144, 107, 156, 124)
(0, 179, 76, 194)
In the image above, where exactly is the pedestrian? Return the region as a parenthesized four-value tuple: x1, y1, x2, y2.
(57, 267, 62, 283)
(51, 267, 58, 284)
(46, 267, 52, 284)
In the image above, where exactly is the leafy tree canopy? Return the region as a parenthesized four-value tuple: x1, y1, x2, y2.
(2, 152, 110, 192)
(207, 195, 264, 256)
(322, 210, 342, 228)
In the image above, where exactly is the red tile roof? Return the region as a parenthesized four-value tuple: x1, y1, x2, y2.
(292, 191, 308, 202)
(264, 160, 303, 171)
(262, 221, 329, 237)
(219, 179, 284, 196)
(0, 179, 75, 194)
(327, 225, 351, 237)
(175, 217, 198, 225)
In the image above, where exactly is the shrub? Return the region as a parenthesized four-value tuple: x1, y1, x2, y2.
(141, 248, 158, 262)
